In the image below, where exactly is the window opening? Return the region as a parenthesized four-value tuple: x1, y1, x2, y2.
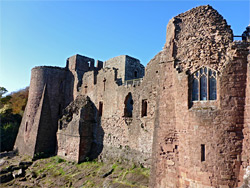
(103, 78, 106, 91)
(191, 67, 217, 101)
(134, 71, 138, 78)
(124, 92, 133, 117)
(141, 99, 147, 117)
(25, 122, 28, 132)
(201, 144, 205, 162)
(84, 86, 88, 94)
(99, 101, 103, 117)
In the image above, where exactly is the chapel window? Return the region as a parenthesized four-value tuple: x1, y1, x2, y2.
(191, 67, 217, 101)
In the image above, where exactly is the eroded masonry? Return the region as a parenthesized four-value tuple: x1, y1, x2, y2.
(15, 5, 250, 187)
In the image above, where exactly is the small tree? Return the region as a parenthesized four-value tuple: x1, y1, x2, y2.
(0, 87, 7, 98)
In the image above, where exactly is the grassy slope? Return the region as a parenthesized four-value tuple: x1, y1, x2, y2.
(1, 155, 150, 188)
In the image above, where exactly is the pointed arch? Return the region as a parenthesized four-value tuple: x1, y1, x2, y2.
(191, 67, 217, 101)
(124, 92, 133, 117)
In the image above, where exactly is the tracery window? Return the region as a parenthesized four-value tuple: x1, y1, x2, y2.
(191, 67, 217, 101)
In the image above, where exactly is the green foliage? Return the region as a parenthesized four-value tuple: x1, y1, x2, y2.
(52, 156, 66, 164)
(0, 110, 22, 152)
(0, 87, 29, 152)
(0, 87, 7, 98)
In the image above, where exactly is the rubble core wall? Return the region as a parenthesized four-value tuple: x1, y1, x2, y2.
(57, 96, 97, 163)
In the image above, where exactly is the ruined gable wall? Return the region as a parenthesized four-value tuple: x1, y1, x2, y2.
(171, 5, 233, 73)
(151, 5, 248, 188)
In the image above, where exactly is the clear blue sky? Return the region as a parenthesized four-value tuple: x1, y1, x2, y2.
(0, 0, 249, 94)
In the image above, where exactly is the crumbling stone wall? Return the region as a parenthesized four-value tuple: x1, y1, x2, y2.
(241, 45, 250, 183)
(80, 55, 154, 167)
(151, 5, 249, 188)
(57, 95, 96, 163)
(14, 5, 250, 188)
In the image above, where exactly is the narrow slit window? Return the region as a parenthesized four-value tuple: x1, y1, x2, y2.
(103, 78, 106, 91)
(141, 99, 147, 117)
(201, 144, 205, 162)
(84, 86, 88, 94)
(99, 101, 103, 117)
(25, 122, 28, 132)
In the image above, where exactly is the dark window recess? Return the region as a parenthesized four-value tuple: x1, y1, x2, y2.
(134, 71, 138, 78)
(141, 99, 148, 117)
(124, 92, 133, 117)
(103, 78, 106, 91)
(201, 144, 205, 162)
(191, 67, 217, 101)
(175, 145, 178, 150)
(25, 122, 28, 132)
(84, 86, 88, 94)
(99, 101, 103, 117)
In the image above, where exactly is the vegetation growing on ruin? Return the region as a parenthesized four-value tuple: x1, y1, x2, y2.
(1, 154, 150, 187)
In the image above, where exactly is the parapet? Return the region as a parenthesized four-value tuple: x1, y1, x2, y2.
(103, 55, 145, 82)
(66, 54, 95, 72)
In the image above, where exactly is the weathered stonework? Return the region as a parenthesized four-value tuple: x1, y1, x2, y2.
(57, 95, 96, 162)
(14, 5, 250, 187)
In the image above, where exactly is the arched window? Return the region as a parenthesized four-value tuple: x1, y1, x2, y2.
(191, 67, 217, 101)
(124, 92, 133, 117)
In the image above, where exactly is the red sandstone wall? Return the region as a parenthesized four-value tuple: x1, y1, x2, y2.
(151, 5, 249, 188)
(240, 47, 250, 184)
(80, 55, 159, 167)
(15, 67, 67, 156)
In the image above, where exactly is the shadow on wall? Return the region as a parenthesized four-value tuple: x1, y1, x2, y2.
(56, 95, 104, 162)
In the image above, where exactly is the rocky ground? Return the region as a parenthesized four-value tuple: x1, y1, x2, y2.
(0, 151, 149, 187)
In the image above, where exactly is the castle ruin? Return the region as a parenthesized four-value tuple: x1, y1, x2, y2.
(14, 5, 250, 187)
